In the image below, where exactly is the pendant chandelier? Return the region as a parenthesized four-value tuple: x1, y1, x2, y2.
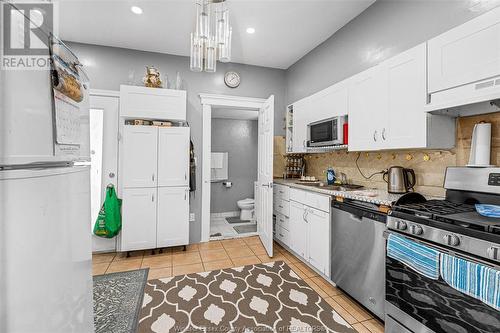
(190, 0, 232, 72)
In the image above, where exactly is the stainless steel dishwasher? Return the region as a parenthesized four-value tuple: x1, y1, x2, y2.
(330, 200, 386, 320)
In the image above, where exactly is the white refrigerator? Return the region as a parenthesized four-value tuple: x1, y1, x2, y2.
(0, 46, 94, 332)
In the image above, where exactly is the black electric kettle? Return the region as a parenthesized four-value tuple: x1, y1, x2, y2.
(383, 166, 416, 194)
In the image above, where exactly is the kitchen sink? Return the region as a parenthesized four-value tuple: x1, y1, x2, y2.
(297, 182, 364, 191)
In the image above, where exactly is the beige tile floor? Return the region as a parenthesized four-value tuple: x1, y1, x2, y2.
(92, 236, 384, 333)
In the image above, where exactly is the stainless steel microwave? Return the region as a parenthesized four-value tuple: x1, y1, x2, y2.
(307, 116, 346, 147)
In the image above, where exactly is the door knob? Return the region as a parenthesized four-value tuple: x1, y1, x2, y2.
(109, 172, 115, 178)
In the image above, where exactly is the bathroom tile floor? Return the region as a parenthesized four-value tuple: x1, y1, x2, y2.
(209, 215, 257, 240)
(92, 236, 384, 333)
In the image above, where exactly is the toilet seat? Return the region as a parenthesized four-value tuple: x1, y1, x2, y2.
(238, 198, 254, 205)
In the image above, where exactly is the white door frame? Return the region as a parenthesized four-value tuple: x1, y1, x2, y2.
(199, 93, 268, 242)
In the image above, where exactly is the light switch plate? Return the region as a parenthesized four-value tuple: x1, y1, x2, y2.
(189, 213, 195, 222)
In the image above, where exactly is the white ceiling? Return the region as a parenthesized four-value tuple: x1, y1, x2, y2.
(59, 0, 375, 69)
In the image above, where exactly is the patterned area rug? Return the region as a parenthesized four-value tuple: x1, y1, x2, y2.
(94, 268, 149, 333)
(139, 261, 356, 332)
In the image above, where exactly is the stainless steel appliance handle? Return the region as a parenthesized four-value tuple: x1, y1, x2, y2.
(385, 230, 500, 269)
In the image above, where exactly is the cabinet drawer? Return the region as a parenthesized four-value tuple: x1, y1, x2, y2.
(275, 225, 290, 247)
(275, 213, 290, 231)
(275, 198, 289, 217)
(290, 188, 330, 212)
(274, 184, 290, 201)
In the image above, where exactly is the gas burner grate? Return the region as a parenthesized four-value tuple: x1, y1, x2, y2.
(395, 200, 476, 216)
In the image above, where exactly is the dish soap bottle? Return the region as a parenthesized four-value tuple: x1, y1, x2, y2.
(326, 167, 336, 185)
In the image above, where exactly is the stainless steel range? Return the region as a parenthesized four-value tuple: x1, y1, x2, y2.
(385, 167, 500, 333)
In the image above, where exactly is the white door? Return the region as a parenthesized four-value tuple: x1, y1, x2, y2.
(257, 95, 274, 257)
(120, 187, 157, 251)
(121, 125, 158, 188)
(289, 201, 307, 258)
(157, 187, 189, 248)
(306, 207, 330, 276)
(158, 127, 190, 187)
(89, 93, 119, 252)
(384, 43, 427, 149)
(348, 66, 386, 151)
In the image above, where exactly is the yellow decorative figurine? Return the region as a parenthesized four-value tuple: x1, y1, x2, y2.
(143, 66, 163, 88)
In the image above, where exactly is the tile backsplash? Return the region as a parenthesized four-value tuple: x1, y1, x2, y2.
(274, 112, 500, 198)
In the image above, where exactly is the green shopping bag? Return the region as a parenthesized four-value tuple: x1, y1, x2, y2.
(93, 186, 122, 238)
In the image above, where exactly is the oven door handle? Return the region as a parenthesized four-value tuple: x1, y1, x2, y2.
(385, 230, 500, 270)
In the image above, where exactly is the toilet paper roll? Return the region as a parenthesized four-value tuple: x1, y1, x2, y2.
(468, 123, 492, 167)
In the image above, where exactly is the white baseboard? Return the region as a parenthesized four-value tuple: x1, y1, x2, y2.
(211, 211, 239, 218)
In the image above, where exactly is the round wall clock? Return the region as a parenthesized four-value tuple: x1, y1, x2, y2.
(224, 71, 241, 88)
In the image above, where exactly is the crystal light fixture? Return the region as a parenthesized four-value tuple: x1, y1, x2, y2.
(190, 0, 232, 72)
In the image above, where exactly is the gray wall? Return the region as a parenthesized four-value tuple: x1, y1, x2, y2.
(210, 118, 258, 214)
(286, 0, 496, 104)
(66, 42, 286, 243)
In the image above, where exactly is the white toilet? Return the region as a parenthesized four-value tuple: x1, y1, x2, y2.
(237, 198, 255, 221)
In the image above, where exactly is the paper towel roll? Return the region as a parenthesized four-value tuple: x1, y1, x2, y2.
(468, 122, 492, 167)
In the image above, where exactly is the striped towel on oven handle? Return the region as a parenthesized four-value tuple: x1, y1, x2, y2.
(440, 253, 500, 311)
(387, 233, 440, 280)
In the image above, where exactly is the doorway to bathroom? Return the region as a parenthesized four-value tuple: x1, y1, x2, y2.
(200, 94, 275, 256)
(209, 112, 258, 240)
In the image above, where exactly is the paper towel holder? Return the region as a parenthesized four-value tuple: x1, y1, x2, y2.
(467, 121, 494, 168)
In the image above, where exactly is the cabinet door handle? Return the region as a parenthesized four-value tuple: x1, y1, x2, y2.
(382, 128, 386, 141)
(152, 194, 154, 202)
(185, 172, 187, 180)
(373, 130, 378, 142)
(152, 174, 155, 182)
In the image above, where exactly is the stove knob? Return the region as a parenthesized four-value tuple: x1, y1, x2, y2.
(410, 225, 423, 235)
(443, 234, 460, 246)
(396, 220, 407, 231)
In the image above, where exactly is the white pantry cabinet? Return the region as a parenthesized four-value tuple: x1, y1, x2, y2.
(120, 85, 187, 121)
(120, 187, 157, 251)
(158, 127, 190, 187)
(121, 125, 158, 188)
(157, 187, 189, 248)
(118, 125, 190, 252)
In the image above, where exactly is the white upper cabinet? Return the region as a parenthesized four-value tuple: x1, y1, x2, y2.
(384, 43, 427, 149)
(348, 65, 386, 151)
(427, 6, 500, 110)
(158, 127, 190, 187)
(292, 99, 309, 152)
(309, 80, 350, 123)
(121, 125, 158, 188)
(120, 85, 187, 120)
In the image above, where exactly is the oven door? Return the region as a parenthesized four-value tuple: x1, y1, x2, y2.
(386, 231, 500, 333)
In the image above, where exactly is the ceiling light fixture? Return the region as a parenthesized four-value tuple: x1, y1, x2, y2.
(190, 0, 232, 73)
(130, 6, 143, 15)
(246, 27, 255, 34)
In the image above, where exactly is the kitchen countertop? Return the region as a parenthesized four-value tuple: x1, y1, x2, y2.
(274, 178, 405, 206)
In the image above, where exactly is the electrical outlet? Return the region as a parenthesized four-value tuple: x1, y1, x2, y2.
(189, 213, 195, 222)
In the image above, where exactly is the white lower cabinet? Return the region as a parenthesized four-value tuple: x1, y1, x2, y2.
(289, 200, 308, 258)
(306, 207, 330, 275)
(157, 187, 189, 248)
(120, 187, 157, 251)
(288, 190, 330, 277)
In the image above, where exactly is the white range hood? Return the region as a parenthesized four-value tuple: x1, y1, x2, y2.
(425, 6, 500, 117)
